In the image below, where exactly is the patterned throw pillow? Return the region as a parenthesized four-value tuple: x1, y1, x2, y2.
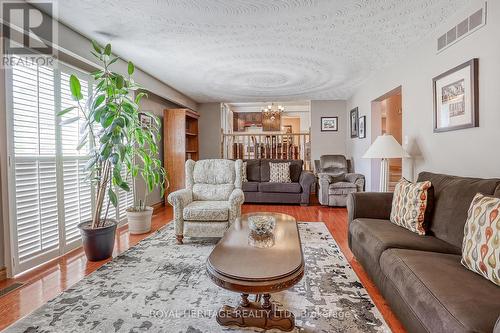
(269, 162, 292, 183)
(461, 193, 500, 286)
(242, 162, 248, 182)
(390, 178, 432, 235)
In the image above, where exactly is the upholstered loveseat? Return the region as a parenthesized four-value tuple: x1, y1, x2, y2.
(348, 172, 500, 333)
(167, 159, 244, 244)
(242, 159, 315, 206)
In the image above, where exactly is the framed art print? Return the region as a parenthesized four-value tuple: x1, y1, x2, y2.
(321, 116, 338, 132)
(139, 112, 153, 128)
(350, 107, 359, 138)
(358, 115, 366, 139)
(433, 58, 478, 133)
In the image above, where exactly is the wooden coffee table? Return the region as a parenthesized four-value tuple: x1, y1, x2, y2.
(206, 212, 304, 331)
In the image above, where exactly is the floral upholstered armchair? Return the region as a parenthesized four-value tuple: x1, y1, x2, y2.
(167, 159, 244, 244)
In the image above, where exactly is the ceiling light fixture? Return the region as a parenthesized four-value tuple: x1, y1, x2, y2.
(261, 103, 284, 121)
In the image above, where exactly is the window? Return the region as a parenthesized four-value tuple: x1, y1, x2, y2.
(6, 57, 132, 275)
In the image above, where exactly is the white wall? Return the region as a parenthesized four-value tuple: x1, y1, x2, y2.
(310, 100, 347, 164)
(346, 0, 500, 190)
(198, 103, 222, 159)
(282, 111, 311, 132)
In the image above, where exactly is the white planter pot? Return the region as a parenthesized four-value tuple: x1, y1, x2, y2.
(126, 206, 153, 234)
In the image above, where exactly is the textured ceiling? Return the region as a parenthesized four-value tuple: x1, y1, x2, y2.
(50, 0, 469, 103)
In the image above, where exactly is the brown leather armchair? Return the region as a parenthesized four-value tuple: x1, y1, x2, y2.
(314, 155, 365, 207)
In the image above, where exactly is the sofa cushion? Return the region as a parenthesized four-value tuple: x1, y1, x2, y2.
(329, 182, 357, 195)
(260, 159, 303, 182)
(192, 183, 234, 201)
(390, 178, 432, 235)
(244, 159, 261, 182)
(319, 155, 348, 176)
(349, 218, 460, 269)
(244, 191, 301, 204)
(269, 162, 292, 183)
(380, 249, 500, 333)
(259, 182, 301, 194)
(461, 193, 500, 286)
(193, 159, 235, 184)
(183, 201, 229, 221)
(417, 172, 500, 248)
(242, 181, 259, 192)
(495, 185, 500, 197)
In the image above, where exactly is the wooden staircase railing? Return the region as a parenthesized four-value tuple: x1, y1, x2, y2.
(221, 132, 311, 170)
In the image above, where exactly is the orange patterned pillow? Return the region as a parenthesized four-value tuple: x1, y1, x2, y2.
(390, 178, 432, 235)
(461, 193, 500, 286)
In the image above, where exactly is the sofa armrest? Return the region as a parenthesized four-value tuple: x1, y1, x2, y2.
(347, 192, 393, 224)
(167, 189, 193, 208)
(167, 189, 193, 236)
(229, 188, 245, 206)
(317, 173, 333, 183)
(299, 170, 316, 205)
(229, 189, 244, 224)
(318, 172, 346, 183)
(345, 173, 365, 192)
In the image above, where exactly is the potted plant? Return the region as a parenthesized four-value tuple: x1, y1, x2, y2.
(126, 113, 168, 234)
(58, 41, 166, 261)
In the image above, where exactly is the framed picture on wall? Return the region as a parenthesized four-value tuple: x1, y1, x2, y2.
(358, 116, 366, 139)
(321, 116, 338, 131)
(139, 112, 153, 128)
(433, 58, 479, 133)
(350, 107, 359, 138)
(283, 125, 293, 134)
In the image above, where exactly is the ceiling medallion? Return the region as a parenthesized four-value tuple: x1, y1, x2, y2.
(261, 103, 284, 121)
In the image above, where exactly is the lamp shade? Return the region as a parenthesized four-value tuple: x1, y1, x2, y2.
(363, 134, 404, 159)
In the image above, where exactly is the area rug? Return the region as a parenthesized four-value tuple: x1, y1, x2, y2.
(5, 222, 390, 333)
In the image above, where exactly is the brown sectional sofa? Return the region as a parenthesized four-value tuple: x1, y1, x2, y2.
(347, 172, 500, 333)
(242, 159, 315, 205)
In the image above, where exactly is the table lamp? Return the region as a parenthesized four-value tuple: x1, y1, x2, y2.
(363, 134, 405, 192)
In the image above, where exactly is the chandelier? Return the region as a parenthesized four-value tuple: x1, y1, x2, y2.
(261, 103, 284, 121)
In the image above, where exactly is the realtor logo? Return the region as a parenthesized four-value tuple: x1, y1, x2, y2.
(2, 1, 53, 55)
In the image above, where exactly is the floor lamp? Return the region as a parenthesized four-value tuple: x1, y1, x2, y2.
(363, 134, 405, 192)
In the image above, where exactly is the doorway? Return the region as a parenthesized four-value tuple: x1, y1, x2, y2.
(371, 86, 402, 192)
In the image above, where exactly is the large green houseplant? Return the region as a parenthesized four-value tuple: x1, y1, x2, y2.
(125, 109, 169, 235)
(59, 41, 166, 260)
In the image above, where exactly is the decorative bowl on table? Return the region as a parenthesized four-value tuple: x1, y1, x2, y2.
(248, 215, 276, 235)
(247, 215, 276, 248)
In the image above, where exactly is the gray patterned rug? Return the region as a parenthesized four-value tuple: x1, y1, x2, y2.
(5, 222, 390, 333)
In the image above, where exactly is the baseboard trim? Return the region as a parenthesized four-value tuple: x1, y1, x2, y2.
(0, 267, 6, 281)
(151, 202, 165, 214)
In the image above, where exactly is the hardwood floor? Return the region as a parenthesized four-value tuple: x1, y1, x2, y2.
(0, 201, 406, 332)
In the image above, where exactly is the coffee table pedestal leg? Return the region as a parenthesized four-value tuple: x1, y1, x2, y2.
(216, 293, 295, 331)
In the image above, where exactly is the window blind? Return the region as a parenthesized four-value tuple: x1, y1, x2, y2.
(11, 61, 59, 265)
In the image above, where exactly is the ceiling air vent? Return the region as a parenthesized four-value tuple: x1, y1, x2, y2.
(437, 2, 487, 53)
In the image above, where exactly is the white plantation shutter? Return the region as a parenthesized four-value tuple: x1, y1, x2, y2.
(10, 60, 59, 266)
(59, 71, 92, 247)
(5, 57, 133, 274)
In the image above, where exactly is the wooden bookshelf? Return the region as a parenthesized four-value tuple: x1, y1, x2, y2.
(163, 108, 199, 198)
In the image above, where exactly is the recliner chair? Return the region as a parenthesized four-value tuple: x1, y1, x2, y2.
(167, 159, 245, 244)
(315, 155, 365, 207)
